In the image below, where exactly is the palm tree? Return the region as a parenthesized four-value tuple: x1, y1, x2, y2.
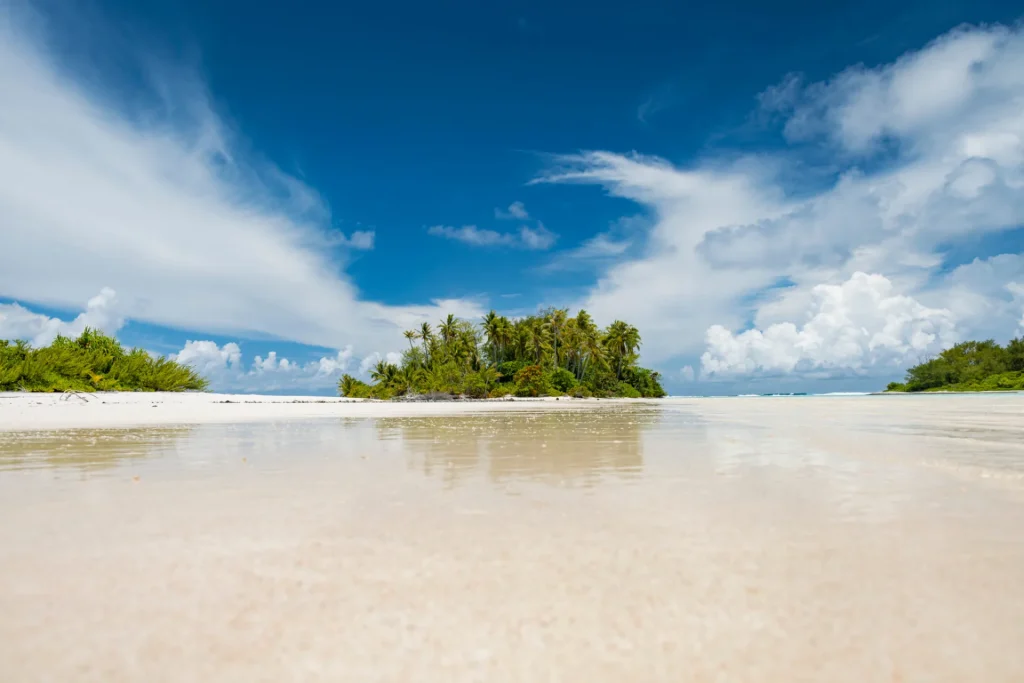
(478, 365, 501, 390)
(369, 360, 397, 385)
(571, 310, 600, 379)
(439, 314, 458, 346)
(622, 324, 641, 375)
(419, 322, 433, 361)
(605, 320, 640, 379)
(547, 308, 568, 367)
(339, 374, 359, 397)
(496, 316, 513, 364)
(482, 311, 501, 364)
(403, 329, 417, 351)
(527, 319, 551, 364)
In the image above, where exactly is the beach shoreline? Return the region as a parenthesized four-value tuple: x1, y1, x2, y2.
(3, 390, 1022, 433)
(0, 391, 639, 432)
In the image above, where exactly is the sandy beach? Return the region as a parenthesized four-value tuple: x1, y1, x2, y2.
(0, 391, 606, 432)
(2, 394, 1024, 681)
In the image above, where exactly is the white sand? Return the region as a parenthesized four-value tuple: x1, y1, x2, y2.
(0, 391, 611, 432)
(2, 395, 1024, 681)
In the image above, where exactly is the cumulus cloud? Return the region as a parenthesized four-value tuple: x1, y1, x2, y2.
(537, 23, 1024, 381)
(170, 340, 360, 393)
(700, 273, 956, 377)
(0, 288, 124, 346)
(0, 5, 478, 361)
(427, 223, 557, 250)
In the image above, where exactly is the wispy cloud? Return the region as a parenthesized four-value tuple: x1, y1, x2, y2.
(636, 84, 676, 124)
(539, 233, 632, 273)
(428, 223, 556, 250)
(0, 4, 480, 359)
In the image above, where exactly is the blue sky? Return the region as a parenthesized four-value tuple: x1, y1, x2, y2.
(1, 0, 1023, 394)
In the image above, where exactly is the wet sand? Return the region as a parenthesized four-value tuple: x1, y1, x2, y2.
(2, 396, 1024, 681)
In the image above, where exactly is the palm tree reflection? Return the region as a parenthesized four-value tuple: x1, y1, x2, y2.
(376, 407, 661, 489)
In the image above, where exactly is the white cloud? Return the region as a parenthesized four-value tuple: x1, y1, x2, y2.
(170, 340, 358, 393)
(172, 339, 242, 376)
(427, 223, 557, 250)
(358, 353, 381, 375)
(0, 287, 124, 346)
(344, 230, 375, 250)
(0, 7, 478, 361)
(700, 273, 956, 377)
(495, 201, 529, 220)
(537, 23, 1024, 380)
(680, 365, 695, 382)
(539, 233, 632, 273)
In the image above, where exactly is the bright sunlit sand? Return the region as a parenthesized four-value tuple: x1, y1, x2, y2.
(2, 395, 1024, 682)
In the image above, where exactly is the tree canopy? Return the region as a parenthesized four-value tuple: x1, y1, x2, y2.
(340, 308, 665, 400)
(0, 329, 208, 392)
(886, 337, 1024, 392)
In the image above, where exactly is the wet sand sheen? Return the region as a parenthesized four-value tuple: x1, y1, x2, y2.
(2, 398, 1024, 681)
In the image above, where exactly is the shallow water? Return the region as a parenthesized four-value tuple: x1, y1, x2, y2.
(2, 397, 1024, 682)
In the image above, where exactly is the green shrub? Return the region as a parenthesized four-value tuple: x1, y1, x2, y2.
(885, 382, 908, 392)
(1007, 337, 1024, 372)
(549, 367, 577, 393)
(462, 372, 489, 398)
(513, 364, 549, 397)
(339, 374, 373, 398)
(616, 381, 642, 398)
(620, 367, 667, 397)
(497, 360, 529, 383)
(570, 385, 592, 398)
(899, 338, 1024, 392)
(0, 330, 207, 392)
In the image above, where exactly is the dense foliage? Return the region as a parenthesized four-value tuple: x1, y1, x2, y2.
(339, 308, 666, 400)
(0, 329, 208, 392)
(885, 337, 1024, 393)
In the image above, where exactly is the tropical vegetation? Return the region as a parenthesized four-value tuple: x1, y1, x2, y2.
(339, 308, 665, 400)
(885, 337, 1024, 392)
(0, 329, 208, 392)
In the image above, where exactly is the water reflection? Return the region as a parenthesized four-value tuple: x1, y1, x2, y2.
(0, 427, 192, 473)
(375, 407, 661, 488)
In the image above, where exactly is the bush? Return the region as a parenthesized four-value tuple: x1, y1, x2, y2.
(620, 366, 667, 398)
(570, 385, 592, 398)
(549, 367, 577, 393)
(1007, 337, 1024, 372)
(616, 381, 642, 398)
(513, 364, 549, 397)
(462, 372, 489, 398)
(488, 385, 513, 398)
(885, 382, 908, 392)
(0, 330, 207, 393)
(497, 360, 529, 383)
(339, 374, 373, 398)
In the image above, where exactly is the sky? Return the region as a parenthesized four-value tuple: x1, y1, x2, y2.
(1, 0, 1023, 395)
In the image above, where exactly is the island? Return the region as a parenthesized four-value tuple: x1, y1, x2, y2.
(885, 337, 1024, 393)
(340, 308, 666, 399)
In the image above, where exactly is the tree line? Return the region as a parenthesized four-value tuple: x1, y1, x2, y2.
(886, 337, 1024, 392)
(1, 329, 208, 392)
(340, 308, 666, 399)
